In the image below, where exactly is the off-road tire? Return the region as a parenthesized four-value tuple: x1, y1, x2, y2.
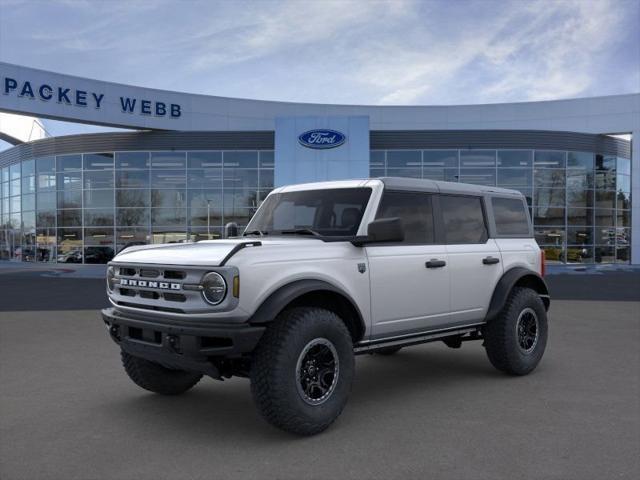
(121, 351, 202, 395)
(375, 346, 402, 355)
(250, 307, 355, 435)
(483, 287, 548, 375)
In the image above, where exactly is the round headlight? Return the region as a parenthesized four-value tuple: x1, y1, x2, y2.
(107, 266, 116, 292)
(201, 272, 227, 305)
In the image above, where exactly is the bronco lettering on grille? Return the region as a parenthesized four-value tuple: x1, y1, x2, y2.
(119, 278, 181, 290)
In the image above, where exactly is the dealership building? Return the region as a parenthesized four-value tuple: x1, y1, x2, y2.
(0, 62, 638, 265)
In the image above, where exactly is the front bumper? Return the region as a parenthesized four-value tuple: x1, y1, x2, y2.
(102, 307, 265, 377)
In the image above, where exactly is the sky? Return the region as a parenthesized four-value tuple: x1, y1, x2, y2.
(0, 0, 639, 143)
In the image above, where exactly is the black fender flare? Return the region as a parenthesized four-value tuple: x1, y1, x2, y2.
(485, 267, 550, 322)
(248, 279, 366, 339)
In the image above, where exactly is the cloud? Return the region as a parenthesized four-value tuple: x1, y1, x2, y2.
(0, 0, 637, 106)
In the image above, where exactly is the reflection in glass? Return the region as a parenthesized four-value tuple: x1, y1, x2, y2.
(567, 227, 593, 245)
(370, 151, 385, 168)
(594, 209, 614, 226)
(534, 187, 565, 207)
(616, 247, 630, 263)
(188, 169, 222, 188)
(57, 155, 82, 171)
(534, 151, 565, 168)
(150, 152, 186, 169)
(116, 152, 149, 169)
(57, 209, 82, 227)
(117, 189, 149, 208)
(566, 246, 593, 264)
(540, 246, 565, 264)
(84, 190, 114, 209)
(116, 228, 149, 252)
(423, 150, 458, 168)
(534, 169, 565, 187)
(534, 207, 564, 225)
(84, 170, 114, 189)
(117, 208, 150, 226)
(387, 151, 420, 168)
(223, 151, 258, 168)
(567, 151, 594, 169)
(151, 208, 187, 226)
(458, 168, 495, 186)
(497, 150, 532, 168)
(84, 209, 115, 226)
(535, 228, 565, 246)
(460, 150, 495, 167)
(595, 246, 615, 264)
(567, 208, 593, 226)
(387, 168, 421, 178)
(188, 151, 222, 169)
(83, 153, 114, 170)
(497, 169, 531, 187)
(57, 171, 82, 190)
(151, 170, 186, 189)
(116, 170, 149, 188)
(57, 190, 82, 209)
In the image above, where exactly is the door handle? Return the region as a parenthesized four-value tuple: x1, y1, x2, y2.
(426, 259, 446, 268)
(482, 256, 500, 265)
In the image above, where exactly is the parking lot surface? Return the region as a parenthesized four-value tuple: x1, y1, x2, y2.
(0, 270, 638, 480)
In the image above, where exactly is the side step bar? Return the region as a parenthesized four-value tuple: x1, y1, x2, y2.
(354, 324, 484, 355)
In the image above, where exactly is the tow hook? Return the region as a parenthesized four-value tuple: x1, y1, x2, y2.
(166, 334, 181, 353)
(108, 324, 121, 342)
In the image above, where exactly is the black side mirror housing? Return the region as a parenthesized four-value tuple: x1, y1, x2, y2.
(352, 217, 404, 246)
(224, 222, 239, 238)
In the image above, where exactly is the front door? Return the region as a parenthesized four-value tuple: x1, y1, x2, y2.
(366, 190, 450, 339)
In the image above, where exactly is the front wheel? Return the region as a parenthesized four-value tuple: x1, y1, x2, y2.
(483, 287, 548, 375)
(250, 307, 355, 435)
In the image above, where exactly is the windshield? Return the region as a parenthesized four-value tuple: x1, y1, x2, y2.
(245, 188, 372, 238)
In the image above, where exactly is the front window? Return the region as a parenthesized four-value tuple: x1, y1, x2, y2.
(245, 188, 372, 238)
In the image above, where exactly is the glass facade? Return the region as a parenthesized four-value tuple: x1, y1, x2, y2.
(0, 146, 632, 265)
(371, 149, 632, 265)
(0, 150, 274, 263)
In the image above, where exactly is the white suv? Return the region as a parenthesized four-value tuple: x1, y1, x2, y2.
(103, 178, 550, 435)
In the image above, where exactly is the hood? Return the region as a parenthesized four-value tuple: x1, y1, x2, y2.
(112, 237, 323, 266)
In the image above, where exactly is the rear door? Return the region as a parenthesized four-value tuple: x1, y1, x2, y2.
(440, 194, 503, 325)
(366, 190, 450, 338)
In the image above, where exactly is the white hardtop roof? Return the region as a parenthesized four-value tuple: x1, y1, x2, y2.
(272, 177, 522, 197)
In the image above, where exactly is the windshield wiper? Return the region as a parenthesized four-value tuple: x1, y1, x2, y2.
(243, 229, 268, 236)
(279, 228, 322, 237)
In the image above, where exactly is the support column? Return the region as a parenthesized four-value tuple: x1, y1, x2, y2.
(631, 129, 639, 265)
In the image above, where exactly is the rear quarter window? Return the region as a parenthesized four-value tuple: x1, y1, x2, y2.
(491, 197, 530, 236)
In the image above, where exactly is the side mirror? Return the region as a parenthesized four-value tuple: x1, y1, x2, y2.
(224, 222, 239, 238)
(352, 217, 404, 245)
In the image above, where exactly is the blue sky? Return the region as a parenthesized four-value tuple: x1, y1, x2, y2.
(0, 0, 638, 142)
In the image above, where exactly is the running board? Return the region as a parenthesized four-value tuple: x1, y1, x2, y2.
(354, 324, 484, 354)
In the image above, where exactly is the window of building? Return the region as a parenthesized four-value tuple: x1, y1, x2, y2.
(440, 195, 487, 244)
(375, 191, 434, 244)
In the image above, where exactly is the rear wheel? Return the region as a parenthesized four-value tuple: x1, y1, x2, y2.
(121, 351, 202, 395)
(483, 287, 548, 375)
(250, 307, 355, 435)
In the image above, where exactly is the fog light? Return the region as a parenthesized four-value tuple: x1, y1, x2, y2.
(201, 272, 227, 305)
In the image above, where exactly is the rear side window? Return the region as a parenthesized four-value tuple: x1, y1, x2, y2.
(440, 195, 487, 244)
(492, 197, 530, 236)
(376, 191, 434, 244)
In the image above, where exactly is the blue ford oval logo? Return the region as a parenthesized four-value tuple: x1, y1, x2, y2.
(298, 129, 346, 149)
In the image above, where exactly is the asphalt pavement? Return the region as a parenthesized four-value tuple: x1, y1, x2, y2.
(0, 269, 638, 479)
